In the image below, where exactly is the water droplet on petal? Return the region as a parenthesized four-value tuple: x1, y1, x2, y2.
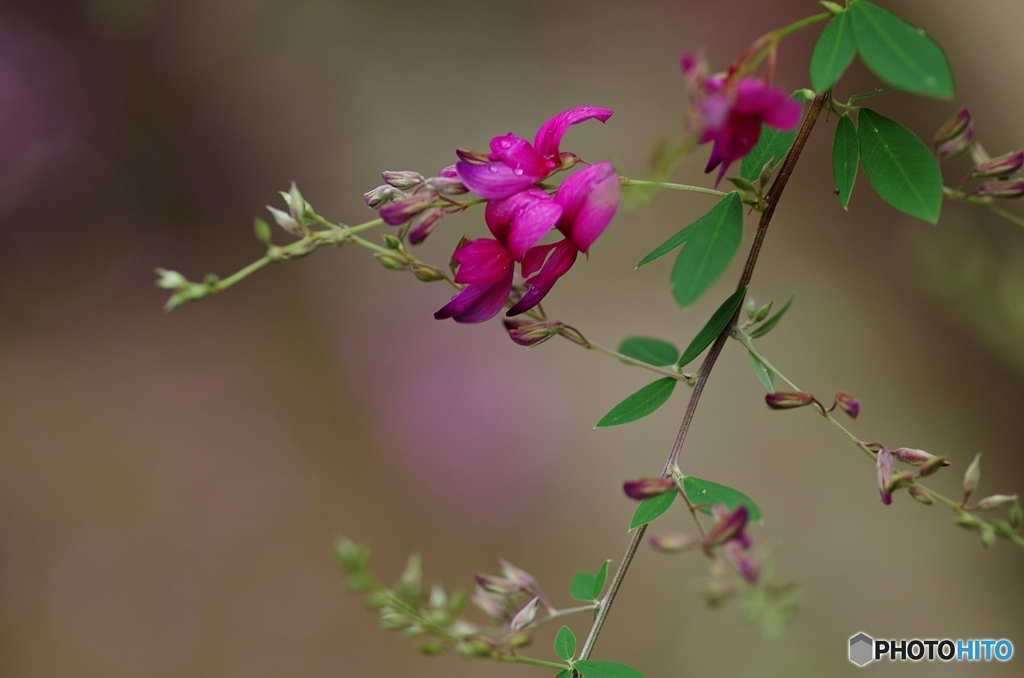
(512, 168, 523, 176)
(488, 164, 499, 173)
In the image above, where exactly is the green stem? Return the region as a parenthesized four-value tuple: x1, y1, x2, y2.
(773, 12, 831, 40)
(622, 178, 729, 198)
(526, 604, 599, 631)
(499, 656, 571, 671)
(583, 341, 695, 383)
(977, 201, 1024, 231)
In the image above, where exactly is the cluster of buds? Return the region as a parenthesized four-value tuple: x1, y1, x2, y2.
(935, 108, 1024, 200)
(364, 167, 468, 244)
(949, 454, 1023, 547)
(869, 444, 949, 506)
(764, 390, 859, 419)
(266, 183, 317, 238)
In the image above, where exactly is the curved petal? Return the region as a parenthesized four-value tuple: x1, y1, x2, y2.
(533, 106, 614, 159)
(451, 238, 513, 284)
(554, 161, 621, 252)
(523, 238, 578, 284)
(506, 281, 555, 317)
(704, 114, 762, 186)
(489, 133, 551, 179)
(733, 78, 801, 130)
(434, 268, 514, 323)
(486, 188, 562, 260)
(457, 161, 537, 200)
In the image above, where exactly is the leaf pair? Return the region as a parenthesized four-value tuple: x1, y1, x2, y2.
(553, 628, 646, 678)
(569, 561, 609, 602)
(629, 477, 762, 529)
(832, 109, 942, 222)
(811, 1, 953, 99)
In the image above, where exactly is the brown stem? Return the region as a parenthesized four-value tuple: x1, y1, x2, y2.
(577, 90, 830, 662)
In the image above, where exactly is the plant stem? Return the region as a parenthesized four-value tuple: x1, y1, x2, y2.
(622, 178, 729, 198)
(499, 655, 571, 671)
(576, 90, 831, 662)
(526, 604, 600, 631)
(773, 12, 831, 40)
(977, 200, 1024, 231)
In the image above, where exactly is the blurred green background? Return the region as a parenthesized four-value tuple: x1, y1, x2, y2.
(1, 0, 1023, 676)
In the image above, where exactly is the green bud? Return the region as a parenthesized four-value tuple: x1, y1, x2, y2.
(366, 590, 390, 610)
(506, 631, 533, 648)
(379, 611, 411, 630)
(754, 300, 774, 323)
(977, 494, 1018, 511)
(820, 1, 845, 15)
(954, 513, 981, 531)
(992, 520, 1015, 539)
(449, 589, 466, 615)
(745, 296, 757, 320)
(155, 268, 188, 290)
(429, 584, 447, 610)
(416, 641, 443, 655)
(1009, 501, 1023, 529)
(963, 453, 982, 502)
(908, 485, 933, 505)
(980, 524, 996, 548)
(335, 538, 370, 572)
(410, 263, 447, 282)
(347, 572, 372, 591)
(396, 553, 423, 601)
(375, 252, 409, 270)
(729, 177, 757, 193)
(254, 217, 273, 246)
(383, 234, 403, 250)
(757, 157, 776, 190)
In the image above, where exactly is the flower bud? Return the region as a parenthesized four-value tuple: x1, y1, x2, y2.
(876, 446, 894, 506)
(973, 178, 1024, 199)
(471, 587, 506, 619)
(703, 505, 749, 551)
(745, 296, 757, 320)
(497, 559, 539, 593)
(380, 192, 437, 226)
(382, 170, 425, 189)
(835, 391, 859, 419)
(649, 532, 700, 553)
(155, 268, 188, 290)
(622, 477, 676, 500)
(416, 641, 443, 655)
(908, 485, 933, 505)
(977, 494, 1018, 511)
(456, 148, 490, 163)
(283, 182, 309, 222)
(890, 447, 941, 466)
(364, 184, 397, 208)
(1009, 501, 1023, 529)
(502, 319, 565, 347)
(438, 164, 459, 178)
(917, 454, 949, 477)
(408, 207, 445, 245)
(425, 176, 468, 195)
(396, 553, 423, 600)
(509, 596, 539, 631)
(379, 609, 412, 630)
(375, 252, 409, 271)
(725, 541, 759, 584)
(754, 300, 773, 323)
(254, 217, 273, 246)
(933, 107, 972, 161)
(410, 263, 447, 282)
(885, 471, 914, 494)
(765, 391, 816, 410)
(980, 524, 996, 548)
(971, 150, 1024, 178)
(953, 513, 981, 531)
(757, 157, 776, 190)
(992, 520, 1015, 539)
(475, 574, 517, 595)
(963, 452, 981, 502)
(266, 205, 305, 236)
(506, 631, 533, 648)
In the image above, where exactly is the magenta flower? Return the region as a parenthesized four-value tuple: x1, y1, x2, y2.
(456, 106, 614, 200)
(876, 446, 894, 506)
(681, 54, 801, 186)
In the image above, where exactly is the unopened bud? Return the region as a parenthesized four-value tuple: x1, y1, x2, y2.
(379, 610, 412, 630)
(963, 453, 982, 502)
(155, 268, 188, 290)
(971, 150, 1024, 178)
(380, 192, 436, 226)
(917, 455, 949, 477)
(891, 447, 946, 467)
(992, 520, 1015, 539)
(254, 217, 273, 246)
(496, 559, 539, 593)
(506, 631, 533, 648)
(1009, 501, 1023, 529)
(908, 485, 933, 505)
(835, 391, 859, 419)
(933, 107, 972, 161)
(729, 176, 758, 193)
(382, 234, 402, 250)
(411, 263, 446, 282)
(502, 319, 565, 347)
(266, 205, 304, 236)
(397, 553, 423, 600)
(375, 252, 409, 270)
(475, 574, 517, 595)
(366, 590, 389, 610)
(416, 641, 443, 655)
(876, 446, 894, 506)
(650, 532, 700, 553)
(885, 471, 915, 494)
(456, 148, 490, 163)
(364, 184, 397, 208)
(425, 175, 468, 195)
(509, 596, 539, 631)
(980, 524, 996, 548)
(745, 296, 757, 319)
(382, 170, 425, 189)
(765, 391, 816, 410)
(408, 207, 445, 245)
(954, 513, 982, 531)
(973, 178, 1024, 199)
(725, 541, 759, 584)
(557, 151, 581, 170)
(471, 587, 506, 619)
(428, 584, 447, 610)
(702, 505, 749, 550)
(335, 538, 369, 572)
(820, 1, 845, 15)
(438, 164, 459, 178)
(754, 300, 773, 323)
(757, 157, 776, 190)
(622, 477, 676, 500)
(977, 494, 1018, 511)
(284, 182, 308, 222)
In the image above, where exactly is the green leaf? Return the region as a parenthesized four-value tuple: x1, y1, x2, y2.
(832, 114, 859, 209)
(554, 626, 577, 661)
(748, 294, 794, 339)
(637, 190, 739, 269)
(596, 378, 677, 428)
(748, 353, 775, 391)
(740, 126, 797, 183)
(677, 287, 747, 367)
(592, 561, 609, 599)
(554, 671, 572, 678)
(575, 660, 647, 678)
(849, 1, 954, 99)
(810, 10, 856, 92)
(618, 337, 679, 366)
(682, 476, 763, 522)
(569, 571, 598, 602)
(629, 489, 677, 530)
(857, 108, 942, 223)
(670, 192, 744, 308)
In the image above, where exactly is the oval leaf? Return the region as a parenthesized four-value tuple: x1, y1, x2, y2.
(670, 192, 743, 308)
(569, 571, 597, 602)
(748, 293, 794, 339)
(592, 560, 610, 599)
(554, 672, 572, 678)
(682, 476, 763, 523)
(554, 626, 577, 661)
(596, 378, 677, 428)
(575, 660, 647, 678)
(740, 126, 797, 183)
(832, 114, 859, 209)
(748, 353, 775, 392)
(810, 10, 856, 92)
(850, 1, 953, 99)
(629, 489, 677, 530)
(638, 190, 739, 268)
(678, 287, 748, 367)
(618, 337, 679, 366)
(858, 108, 942, 223)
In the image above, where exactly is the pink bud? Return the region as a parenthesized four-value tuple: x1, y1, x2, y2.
(502, 319, 566, 347)
(971, 150, 1024, 178)
(725, 541, 759, 584)
(892, 447, 948, 467)
(973, 178, 1024, 199)
(876, 447, 894, 505)
(649, 532, 700, 553)
(475, 574, 517, 595)
(509, 596, 539, 631)
(380, 192, 437, 226)
(933, 107, 973, 161)
(426, 175, 468, 195)
(977, 494, 1018, 511)
(496, 559, 539, 593)
(963, 452, 982, 502)
(456, 148, 491, 164)
(917, 455, 950, 477)
(702, 504, 749, 551)
(835, 391, 859, 419)
(381, 170, 425, 189)
(623, 477, 676, 500)
(765, 391, 816, 410)
(408, 207, 445, 245)
(471, 586, 507, 619)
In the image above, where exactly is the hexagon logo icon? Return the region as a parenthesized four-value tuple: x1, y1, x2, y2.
(849, 632, 874, 666)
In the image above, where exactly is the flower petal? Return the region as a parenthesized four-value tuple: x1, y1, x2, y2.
(457, 161, 538, 200)
(489, 133, 551, 179)
(521, 238, 578, 283)
(733, 78, 800, 129)
(434, 268, 514, 323)
(485, 188, 562, 260)
(554, 161, 620, 252)
(533, 106, 614, 159)
(451, 238, 513, 284)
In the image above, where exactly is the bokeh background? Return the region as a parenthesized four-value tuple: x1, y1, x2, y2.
(2, 0, 1023, 676)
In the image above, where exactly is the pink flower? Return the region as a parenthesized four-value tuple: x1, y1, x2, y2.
(456, 106, 614, 200)
(681, 54, 802, 186)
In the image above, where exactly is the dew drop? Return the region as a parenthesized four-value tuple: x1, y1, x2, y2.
(512, 168, 524, 176)
(488, 164, 499, 173)
(873, 128, 879, 133)
(916, 27, 926, 35)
